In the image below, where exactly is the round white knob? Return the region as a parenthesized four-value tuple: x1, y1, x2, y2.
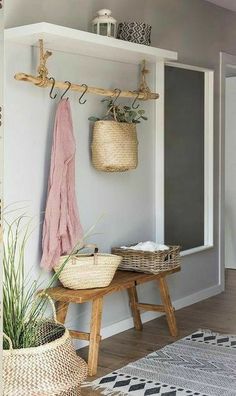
(97, 9, 112, 16)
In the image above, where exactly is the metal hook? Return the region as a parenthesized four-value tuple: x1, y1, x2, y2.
(131, 91, 140, 109)
(112, 88, 121, 106)
(61, 81, 71, 100)
(49, 77, 57, 99)
(79, 84, 88, 104)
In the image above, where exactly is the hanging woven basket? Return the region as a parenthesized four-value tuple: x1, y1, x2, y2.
(91, 120, 138, 172)
(3, 297, 88, 396)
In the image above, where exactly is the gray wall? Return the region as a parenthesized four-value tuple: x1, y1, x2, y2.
(4, 0, 236, 343)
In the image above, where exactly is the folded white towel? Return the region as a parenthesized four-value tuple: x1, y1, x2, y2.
(121, 241, 169, 252)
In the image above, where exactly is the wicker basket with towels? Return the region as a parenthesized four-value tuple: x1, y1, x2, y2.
(112, 242, 181, 275)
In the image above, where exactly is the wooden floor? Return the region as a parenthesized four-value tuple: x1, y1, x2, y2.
(80, 269, 236, 394)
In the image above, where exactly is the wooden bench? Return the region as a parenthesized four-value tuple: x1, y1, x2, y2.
(46, 267, 180, 376)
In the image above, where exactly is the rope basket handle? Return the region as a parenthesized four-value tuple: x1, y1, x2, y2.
(112, 106, 118, 122)
(3, 333, 13, 351)
(37, 292, 58, 323)
(105, 105, 118, 122)
(74, 243, 99, 265)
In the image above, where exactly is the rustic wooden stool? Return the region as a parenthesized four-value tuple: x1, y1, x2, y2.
(46, 267, 180, 376)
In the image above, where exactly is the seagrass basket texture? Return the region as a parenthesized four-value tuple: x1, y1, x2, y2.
(54, 249, 122, 290)
(91, 120, 138, 172)
(112, 245, 181, 274)
(3, 321, 88, 396)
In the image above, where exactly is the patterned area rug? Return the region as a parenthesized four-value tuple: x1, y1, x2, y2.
(84, 330, 236, 396)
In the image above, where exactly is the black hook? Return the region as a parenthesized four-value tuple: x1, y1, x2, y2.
(131, 91, 140, 109)
(49, 77, 57, 99)
(79, 84, 88, 104)
(61, 81, 71, 100)
(112, 88, 121, 106)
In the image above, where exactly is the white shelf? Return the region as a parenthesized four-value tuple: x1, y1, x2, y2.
(5, 23, 178, 65)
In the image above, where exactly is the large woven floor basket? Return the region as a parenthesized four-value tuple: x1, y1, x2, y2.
(91, 120, 138, 172)
(3, 321, 88, 396)
(112, 245, 181, 275)
(54, 247, 122, 290)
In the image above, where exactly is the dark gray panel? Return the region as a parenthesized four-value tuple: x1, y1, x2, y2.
(164, 66, 204, 251)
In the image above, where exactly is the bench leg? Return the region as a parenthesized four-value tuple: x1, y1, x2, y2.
(88, 297, 103, 376)
(127, 286, 143, 331)
(158, 277, 178, 337)
(56, 301, 69, 324)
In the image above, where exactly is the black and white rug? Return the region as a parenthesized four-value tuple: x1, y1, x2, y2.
(84, 330, 236, 396)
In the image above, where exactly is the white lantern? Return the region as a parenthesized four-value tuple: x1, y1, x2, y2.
(92, 9, 117, 38)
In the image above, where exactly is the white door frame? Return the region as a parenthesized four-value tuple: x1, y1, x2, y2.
(156, 61, 214, 257)
(219, 52, 236, 288)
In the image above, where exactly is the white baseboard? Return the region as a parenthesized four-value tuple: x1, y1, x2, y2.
(73, 283, 223, 350)
(173, 283, 223, 311)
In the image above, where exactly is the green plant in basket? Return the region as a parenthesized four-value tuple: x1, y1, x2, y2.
(2, 208, 94, 395)
(88, 98, 148, 124)
(2, 211, 97, 350)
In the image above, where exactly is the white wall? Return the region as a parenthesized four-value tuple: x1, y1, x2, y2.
(225, 77, 236, 269)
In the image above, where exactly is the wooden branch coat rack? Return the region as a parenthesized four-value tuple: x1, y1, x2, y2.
(14, 39, 159, 101)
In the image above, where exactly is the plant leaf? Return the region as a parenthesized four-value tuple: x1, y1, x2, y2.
(101, 98, 110, 103)
(88, 116, 100, 122)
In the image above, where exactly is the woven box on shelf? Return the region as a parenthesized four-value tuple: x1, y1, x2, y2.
(91, 120, 138, 172)
(117, 22, 152, 46)
(54, 246, 122, 290)
(111, 245, 181, 275)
